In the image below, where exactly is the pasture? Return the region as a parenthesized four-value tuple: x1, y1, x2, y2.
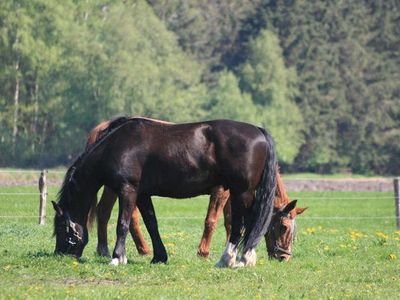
(0, 184, 399, 299)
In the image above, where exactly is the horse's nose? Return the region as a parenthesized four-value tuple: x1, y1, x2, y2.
(279, 255, 290, 262)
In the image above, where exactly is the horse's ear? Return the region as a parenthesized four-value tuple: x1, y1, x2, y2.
(282, 200, 297, 214)
(295, 207, 307, 215)
(52, 201, 63, 216)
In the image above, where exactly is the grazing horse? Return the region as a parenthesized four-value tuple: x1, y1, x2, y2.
(53, 117, 277, 267)
(88, 118, 306, 262)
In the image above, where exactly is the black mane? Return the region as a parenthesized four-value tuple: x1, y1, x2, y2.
(57, 116, 134, 207)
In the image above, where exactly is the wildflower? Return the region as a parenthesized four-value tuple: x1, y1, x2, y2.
(375, 231, 389, 240)
(350, 230, 364, 240)
(305, 227, 316, 234)
(388, 254, 397, 260)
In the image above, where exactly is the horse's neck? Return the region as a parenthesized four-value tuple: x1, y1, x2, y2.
(65, 172, 99, 224)
(274, 172, 290, 208)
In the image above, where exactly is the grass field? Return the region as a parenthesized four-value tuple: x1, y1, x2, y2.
(0, 185, 399, 299)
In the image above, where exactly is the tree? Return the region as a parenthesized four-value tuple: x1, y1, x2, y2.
(238, 30, 304, 163)
(207, 71, 257, 123)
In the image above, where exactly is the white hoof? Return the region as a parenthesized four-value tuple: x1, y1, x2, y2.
(215, 242, 238, 268)
(110, 255, 128, 266)
(238, 248, 257, 267)
(110, 258, 119, 266)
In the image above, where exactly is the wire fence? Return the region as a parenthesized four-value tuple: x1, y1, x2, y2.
(0, 169, 399, 226)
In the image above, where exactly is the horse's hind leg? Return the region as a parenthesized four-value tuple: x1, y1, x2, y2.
(129, 207, 151, 255)
(97, 186, 117, 257)
(197, 186, 230, 258)
(223, 197, 232, 242)
(111, 185, 137, 265)
(136, 195, 168, 264)
(216, 191, 253, 268)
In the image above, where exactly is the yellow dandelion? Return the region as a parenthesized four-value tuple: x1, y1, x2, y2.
(388, 254, 397, 260)
(375, 231, 389, 239)
(306, 227, 316, 234)
(3, 265, 11, 271)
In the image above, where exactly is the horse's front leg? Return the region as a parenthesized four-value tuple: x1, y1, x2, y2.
(137, 195, 168, 264)
(197, 186, 230, 258)
(97, 186, 117, 257)
(111, 185, 137, 266)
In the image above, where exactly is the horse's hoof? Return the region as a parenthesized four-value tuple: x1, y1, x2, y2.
(215, 242, 237, 268)
(110, 255, 127, 266)
(150, 256, 168, 264)
(197, 250, 210, 259)
(138, 247, 151, 256)
(238, 249, 257, 267)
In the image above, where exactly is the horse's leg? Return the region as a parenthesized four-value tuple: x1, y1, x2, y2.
(223, 196, 232, 243)
(136, 195, 168, 264)
(216, 191, 253, 268)
(197, 186, 230, 258)
(110, 185, 137, 266)
(129, 206, 151, 255)
(96, 186, 117, 257)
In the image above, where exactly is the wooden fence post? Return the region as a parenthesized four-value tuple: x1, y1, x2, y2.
(38, 170, 47, 225)
(394, 178, 400, 229)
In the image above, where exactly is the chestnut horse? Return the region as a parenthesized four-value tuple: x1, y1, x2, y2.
(53, 117, 277, 267)
(88, 117, 306, 262)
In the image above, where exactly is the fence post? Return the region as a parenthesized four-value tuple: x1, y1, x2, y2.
(394, 178, 400, 229)
(38, 170, 47, 225)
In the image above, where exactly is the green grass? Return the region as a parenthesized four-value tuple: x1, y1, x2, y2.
(0, 186, 399, 299)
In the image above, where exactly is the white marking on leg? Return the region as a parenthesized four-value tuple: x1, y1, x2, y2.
(236, 248, 257, 267)
(110, 255, 128, 266)
(121, 255, 128, 265)
(215, 242, 238, 268)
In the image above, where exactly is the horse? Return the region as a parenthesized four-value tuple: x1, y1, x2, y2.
(52, 117, 277, 267)
(88, 118, 306, 262)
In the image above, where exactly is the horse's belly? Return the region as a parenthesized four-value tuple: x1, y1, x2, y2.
(142, 171, 219, 198)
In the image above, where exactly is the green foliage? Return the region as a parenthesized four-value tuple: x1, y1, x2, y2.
(0, 0, 399, 174)
(259, 0, 400, 173)
(206, 71, 256, 123)
(239, 30, 304, 163)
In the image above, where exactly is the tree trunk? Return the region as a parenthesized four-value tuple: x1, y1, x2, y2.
(31, 78, 39, 153)
(12, 58, 20, 156)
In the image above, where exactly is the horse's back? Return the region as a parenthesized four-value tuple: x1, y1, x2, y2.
(98, 118, 268, 197)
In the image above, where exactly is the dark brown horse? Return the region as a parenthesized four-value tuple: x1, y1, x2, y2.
(53, 117, 277, 267)
(88, 118, 306, 262)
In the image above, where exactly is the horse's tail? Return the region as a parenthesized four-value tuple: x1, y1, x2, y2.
(243, 127, 277, 252)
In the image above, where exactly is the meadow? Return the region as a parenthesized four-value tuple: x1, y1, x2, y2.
(0, 185, 399, 299)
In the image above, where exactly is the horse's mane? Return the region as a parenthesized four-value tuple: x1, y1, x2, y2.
(57, 116, 135, 212)
(274, 169, 291, 209)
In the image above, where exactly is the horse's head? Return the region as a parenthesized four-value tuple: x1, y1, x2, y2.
(52, 201, 87, 258)
(266, 200, 306, 261)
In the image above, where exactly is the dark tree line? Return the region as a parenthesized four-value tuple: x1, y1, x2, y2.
(0, 0, 399, 174)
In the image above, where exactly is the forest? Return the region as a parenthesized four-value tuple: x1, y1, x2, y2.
(0, 0, 399, 174)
